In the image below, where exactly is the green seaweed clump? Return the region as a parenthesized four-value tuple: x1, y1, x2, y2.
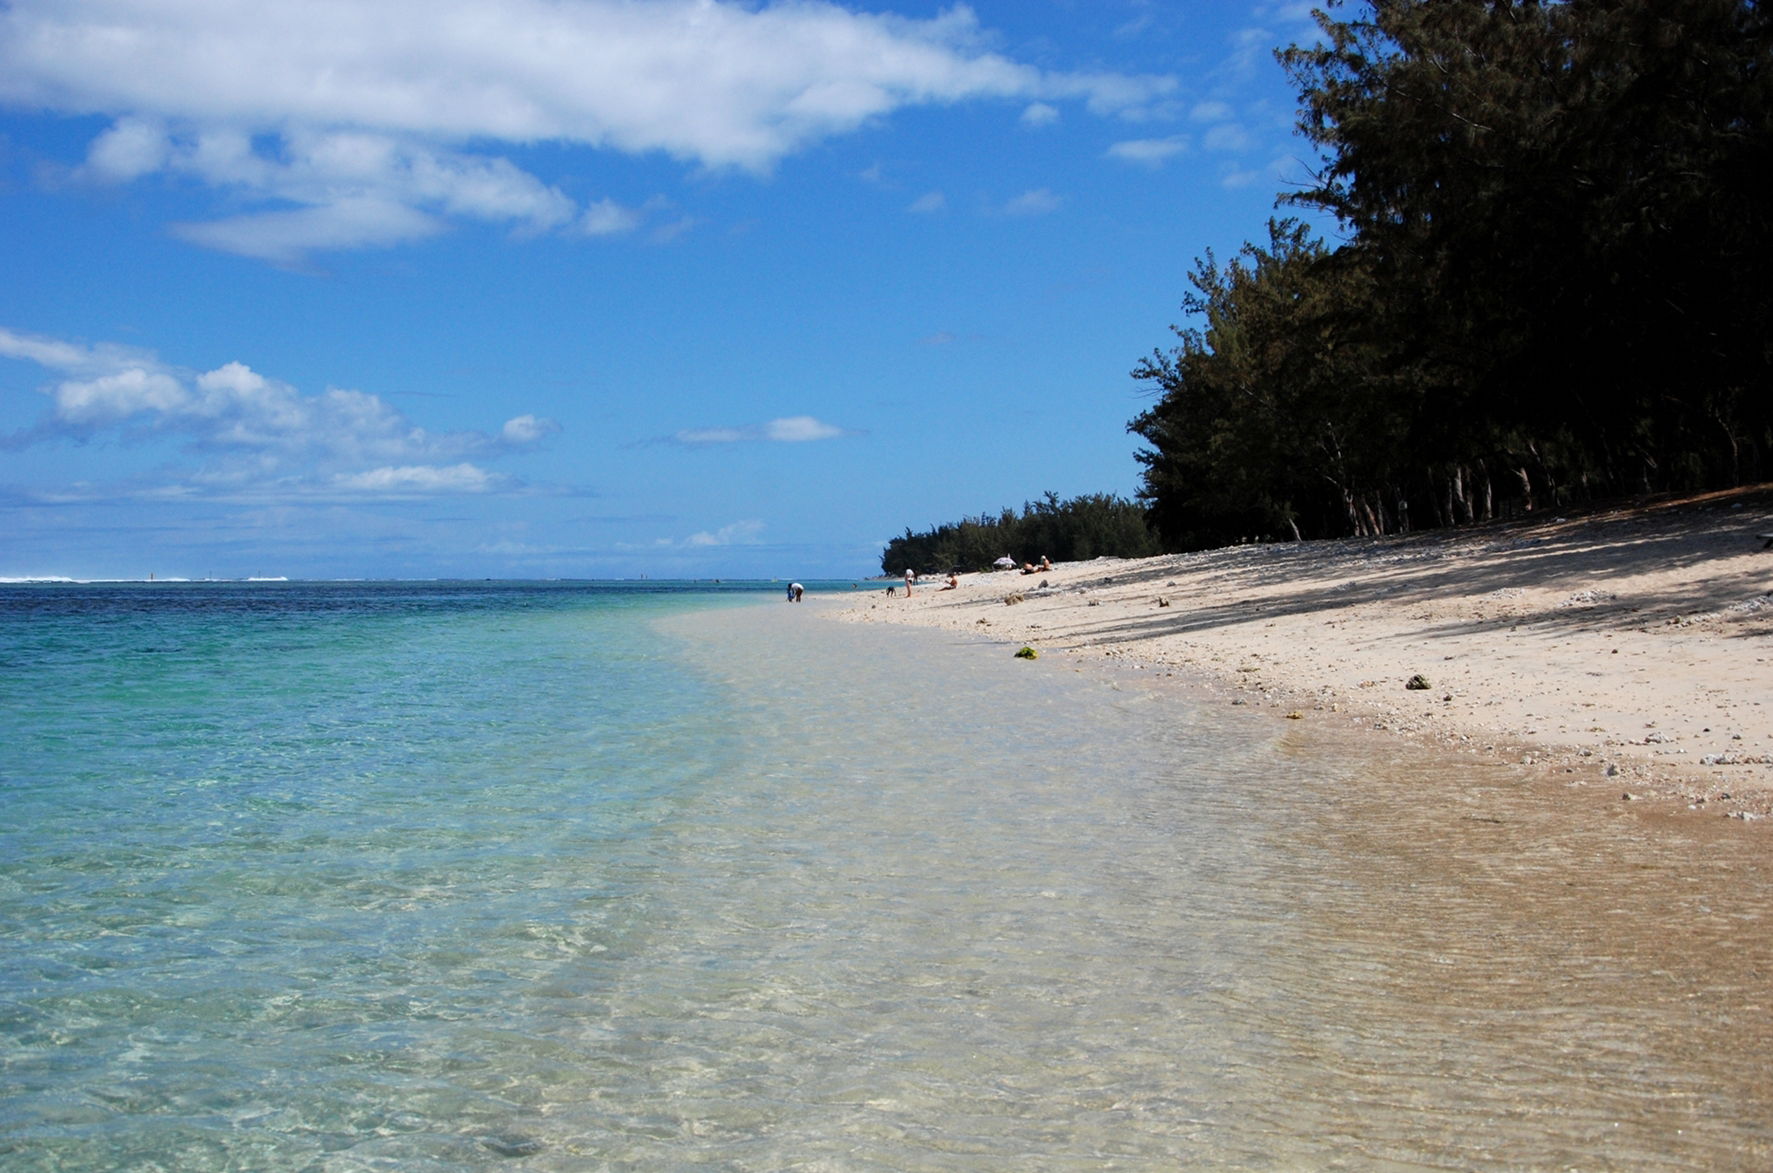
(1014, 646, 1039, 659)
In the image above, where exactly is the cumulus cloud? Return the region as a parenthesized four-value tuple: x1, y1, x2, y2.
(501, 414, 561, 445)
(686, 520, 766, 547)
(764, 415, 844, 442)
(0, 325, 552, 498)
(670, 415, 850, 445)
(0, 0, 1176, 262)
(580, 197, 647, 237)
(52, 368, 190, 425)
(84, 116, 171, 180)
(1003, 188, 1063, 216)
(1202, 122, 1254, 153)
(0, 326, 152, 375)
(1107, 136, 1189, 166)
(332, 464, 500, 494)
(171, 199, 447, 265)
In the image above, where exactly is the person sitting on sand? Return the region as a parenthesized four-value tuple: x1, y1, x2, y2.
(1039, 556, 1052, 571)
(940, 572, 959, 590)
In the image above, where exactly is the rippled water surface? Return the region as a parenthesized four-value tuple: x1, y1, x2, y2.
(2, 583, 1768, 1170)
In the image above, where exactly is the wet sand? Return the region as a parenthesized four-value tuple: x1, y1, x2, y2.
(679, 603, 1773, 1167)
(826, 486, 1773, 825)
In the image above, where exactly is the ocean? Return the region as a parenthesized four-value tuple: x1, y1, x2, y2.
(2, 581, 1769, 1170)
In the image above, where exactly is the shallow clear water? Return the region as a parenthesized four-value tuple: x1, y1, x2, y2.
(2, 583, 1769, 1170)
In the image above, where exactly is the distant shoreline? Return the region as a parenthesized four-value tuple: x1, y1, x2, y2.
(828, 487, 1773, 825)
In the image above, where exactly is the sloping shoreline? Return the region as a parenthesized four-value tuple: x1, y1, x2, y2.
(825, 487, 1773, 824)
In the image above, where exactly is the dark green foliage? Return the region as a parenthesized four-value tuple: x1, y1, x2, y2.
(1130, 219, 1409, 548)
(1132, 0, 1773, 546)
(879, 491, 1160, 575)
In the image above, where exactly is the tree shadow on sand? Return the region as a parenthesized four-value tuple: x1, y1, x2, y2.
(956, 487, 1773, 652)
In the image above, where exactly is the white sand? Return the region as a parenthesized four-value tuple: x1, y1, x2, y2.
(826, 488, 1773, 823)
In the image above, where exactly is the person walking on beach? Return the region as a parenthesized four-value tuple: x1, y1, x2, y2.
(903, 568, 915, 596)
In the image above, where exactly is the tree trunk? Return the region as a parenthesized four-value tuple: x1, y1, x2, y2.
(1343, 488, 1366, 536)
(1450, 464, 1470, 524)
(1360, 494, 1382, 536)
(1528, 441, 1557, 509)
(1717, 412, 1741, 485)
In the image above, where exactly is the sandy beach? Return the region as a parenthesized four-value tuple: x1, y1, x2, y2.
(828, 486, 1773, 824)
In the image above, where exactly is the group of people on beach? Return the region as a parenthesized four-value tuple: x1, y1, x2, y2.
(886, 556, 1050, 597)
(991, 554, 1052, 575)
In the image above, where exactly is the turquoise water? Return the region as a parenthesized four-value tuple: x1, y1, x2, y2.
(1, 582, 786, 1169)
(3, 582, 1770, 1170)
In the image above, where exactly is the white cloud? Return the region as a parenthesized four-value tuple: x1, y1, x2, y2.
(0, 326, 149, 374)
(908, 190, 947, 214)
(1222, 25, 1288, 82)
(1222, 153, 1297, 190)
(686, 520, 765, 547)
(146, 132, 572, 260)
(53, 368, 190, 425)
(580, 197, 645, 237)
(1221, 165, 1264, 190)
(648, 215, 701, 244)
(671, 415, 849, 445)
(1021, 102, 1059, 128)
(1253, 2, 1326, 51)
(673, 426, 748, 445)
(332, 464, 499, 494)
(1003, 188, 1063, 216)
(766, 415, 844, 442)
(170, 199, 446, 265)
(1202, 122, 1254, 153)
(2, 326, 550, 498)
(83, 116, 171, 180)
(1107, 136, 1189, 166)
(0, 0, 1176, 261)
(501, 414, 560, 445)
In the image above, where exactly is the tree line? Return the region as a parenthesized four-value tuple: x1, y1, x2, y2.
(1130, 0, 1771, 550)
(879, 492, 1160, 575)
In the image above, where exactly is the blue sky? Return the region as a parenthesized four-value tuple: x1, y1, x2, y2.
(1, 0, 1324, 581)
